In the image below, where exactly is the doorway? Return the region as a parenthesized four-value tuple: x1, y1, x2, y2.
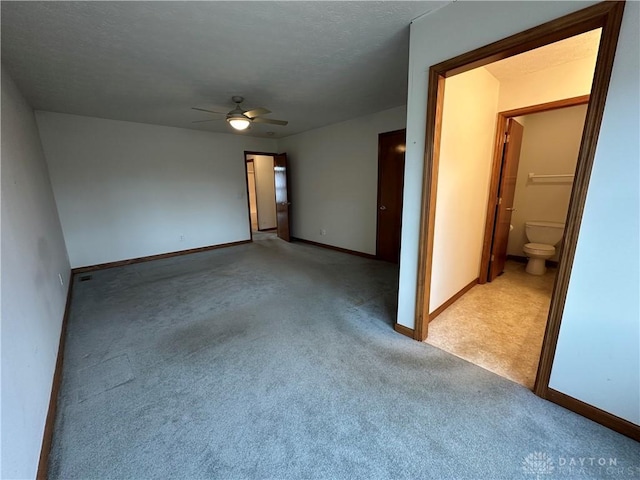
(245, 154, 277, 234)
(422, 38, 597, 389)
(481, 96, 590, 284)
(244, 151, 292, 242)
(413, 1, 623, 403)
(376, 129, 406, 263)
(427, 82, 591, 388)
(427, 99, 589, 388)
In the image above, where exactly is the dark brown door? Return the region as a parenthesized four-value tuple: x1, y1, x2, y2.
(376, 129, 406, 263)
(274, 153, 291, 242)
(488, 119, 524, 281)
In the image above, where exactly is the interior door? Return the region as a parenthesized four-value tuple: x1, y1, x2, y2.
(376, 129, 406, 263)
(489, 119, 524, 281)
(274, 153, 291, 242)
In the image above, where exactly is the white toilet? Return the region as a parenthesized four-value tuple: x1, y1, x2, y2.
(523, 221, 565, 275)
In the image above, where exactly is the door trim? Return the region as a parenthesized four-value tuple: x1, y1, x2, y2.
(413, 1, 626, 432)
(478, 95, 590, 285)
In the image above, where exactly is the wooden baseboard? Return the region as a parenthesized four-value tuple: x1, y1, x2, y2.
(428, 278, 478, 322)
(37, 274, 75, 480)
(291, 237, 377, 260)
(72, 240, 251, 274)
(547, 388, 640, 442)
(394, 323, 415, 339)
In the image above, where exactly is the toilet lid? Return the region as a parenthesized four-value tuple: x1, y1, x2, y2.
(524, 243, 555, 253)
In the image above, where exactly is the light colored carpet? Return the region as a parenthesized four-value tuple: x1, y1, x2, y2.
(426, 261, 554, 389)
(49, 239, 639, 479)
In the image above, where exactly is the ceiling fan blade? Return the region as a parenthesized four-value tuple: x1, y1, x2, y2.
(252, 117, 288, 126)
(191, 119, 217, 123)
(191, 107, 227, 115)
(243, 107, 271, 118)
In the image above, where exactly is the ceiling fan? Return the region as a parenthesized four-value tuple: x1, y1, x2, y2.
(191, 96, 288, 131)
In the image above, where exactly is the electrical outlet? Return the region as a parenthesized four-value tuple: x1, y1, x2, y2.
(58, 273, 64, 286)
(320, 229, 326, 236)
(180, 234, 185, 242)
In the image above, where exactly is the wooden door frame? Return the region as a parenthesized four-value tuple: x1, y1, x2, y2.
(376, 128, 407, 261)
(478, 95, 591, 284)
(243, 151, 278, 238)
(244, 158, 258, 240)
(414, 0, 624, 407)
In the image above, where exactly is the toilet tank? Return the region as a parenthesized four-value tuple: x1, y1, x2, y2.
(525, 221, 565, 245)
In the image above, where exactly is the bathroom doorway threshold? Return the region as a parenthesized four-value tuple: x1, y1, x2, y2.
(426, 260, 556, 390)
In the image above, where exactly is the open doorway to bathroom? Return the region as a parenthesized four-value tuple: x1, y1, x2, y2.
(427, 97, 589, 389)
(419, 24, 608, 390)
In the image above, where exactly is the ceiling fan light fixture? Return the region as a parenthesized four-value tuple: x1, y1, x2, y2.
(227, 113, 251, 131)
(228, 118, 250, 130)
(192, 97, 286, 131)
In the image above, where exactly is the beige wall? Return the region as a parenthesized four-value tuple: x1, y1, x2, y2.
(251, 155, 276, 230)
(429, 67, 499, 313)
(507, 105, 588, 260)
(37, 112, 276, 267)
(277, 106, 406, 255)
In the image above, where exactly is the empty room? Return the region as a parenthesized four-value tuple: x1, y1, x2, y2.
(1, 2, 638, 479)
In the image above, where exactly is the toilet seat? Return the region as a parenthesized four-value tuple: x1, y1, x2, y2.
(524, 243, 555, 256)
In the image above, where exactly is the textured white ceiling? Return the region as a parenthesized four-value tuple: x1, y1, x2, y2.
(1, 1, 449, 138)
(485, 29, 601, 80)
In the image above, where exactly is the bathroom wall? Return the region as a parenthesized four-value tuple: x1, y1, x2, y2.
(429, 67, 499, 313)
(507, 104, 588, 260)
